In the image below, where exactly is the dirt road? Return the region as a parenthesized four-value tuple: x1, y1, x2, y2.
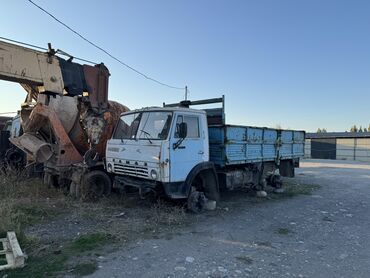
(89, 159, 370, 278)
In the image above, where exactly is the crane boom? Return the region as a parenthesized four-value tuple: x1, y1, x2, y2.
(0, 39, 110, 111)
(0, 40, 64, 95)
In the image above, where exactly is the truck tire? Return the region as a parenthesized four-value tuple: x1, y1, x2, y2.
(187, 170, 220, 213)
(5, 148, 24, 170)
(81, 170, 112, 201)
(187, 190, 207, 213)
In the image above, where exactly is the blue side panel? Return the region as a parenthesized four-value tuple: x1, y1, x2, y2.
(293, 131, 305, 157)
(246, 144, 262, 160)
(280, 144, 293, 158)
(226, 143, 247, 162)
(264, 129, 277, 143)
(294, 131, 304, 141)
(263, 144, 276, 159)
(281, 130, 293, 143)
(293, 144, 304, 156)
(246, 128, 263, 143)
(226, 127, 246, 142)
(209, 125, 305, 167)
(209, 143, 224, 166)
(208, 128, 224, 144)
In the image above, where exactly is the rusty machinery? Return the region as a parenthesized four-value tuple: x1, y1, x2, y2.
(0, 39, 129, 198)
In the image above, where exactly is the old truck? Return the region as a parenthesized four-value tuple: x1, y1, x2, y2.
(0, 114, 26, 169)
(0, 116, 12, 167)
(0, 38, 128, 197)
(106, 96, 305, 212)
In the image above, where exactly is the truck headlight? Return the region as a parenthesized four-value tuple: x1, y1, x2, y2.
(107, 163, 113, 172)
(150, 169, 158, 180)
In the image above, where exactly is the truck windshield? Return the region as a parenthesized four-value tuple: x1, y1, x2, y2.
(113, 111, 173, 140)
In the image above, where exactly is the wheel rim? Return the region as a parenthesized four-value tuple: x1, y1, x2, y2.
(188, 190, 207, 213)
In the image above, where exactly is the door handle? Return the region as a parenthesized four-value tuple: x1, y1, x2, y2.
(198, 151, 204, 155)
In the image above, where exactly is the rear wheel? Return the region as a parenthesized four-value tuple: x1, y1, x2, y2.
(5, 149, 24, 170)
(81, 170, 112, 201)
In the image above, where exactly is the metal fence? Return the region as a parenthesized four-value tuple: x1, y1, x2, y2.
(305, 138, 370, 162)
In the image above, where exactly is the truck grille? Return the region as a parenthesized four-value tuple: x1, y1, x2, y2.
(114, 163, 149, 178)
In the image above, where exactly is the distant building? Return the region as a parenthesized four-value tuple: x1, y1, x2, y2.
(305, 132, 370, 162)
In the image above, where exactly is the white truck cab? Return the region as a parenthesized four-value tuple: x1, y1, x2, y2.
(106, 106, 218, 206)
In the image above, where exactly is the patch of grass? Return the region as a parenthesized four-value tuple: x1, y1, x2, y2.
(280, 179, 320, 195)
(235, 255, 254, 265)
(276, 227, 292, 235)
(257, 181, 321, 202)
(0, 172, 67, 239)
(5, 233, 110, 277)
(5, 250, 70, 277)
(281, 183, 320, 197)
(72, 261, 98, 276)
(70, 233, 113, 253)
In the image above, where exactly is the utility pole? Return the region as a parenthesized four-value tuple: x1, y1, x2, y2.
(185, 86, 188, 101)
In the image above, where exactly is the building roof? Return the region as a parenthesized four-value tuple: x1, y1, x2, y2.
(306, 132, 370, 139)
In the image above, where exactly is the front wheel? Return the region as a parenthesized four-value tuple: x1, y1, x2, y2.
(187, 170, 220, 213)
(81, 170, 112, 201)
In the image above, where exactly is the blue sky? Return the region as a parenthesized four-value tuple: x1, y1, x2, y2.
(1, 0, 370, 132)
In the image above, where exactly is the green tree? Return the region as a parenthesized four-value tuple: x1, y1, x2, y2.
(359, 126, 363, 132)
(317, 128, 327, 133)
(365, 127, 368, 132)
(350, 125, 358, 132)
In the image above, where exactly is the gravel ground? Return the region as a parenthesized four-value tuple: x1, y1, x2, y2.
(89, 159, 370, 278)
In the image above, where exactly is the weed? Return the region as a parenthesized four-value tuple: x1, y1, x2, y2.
(322, 216, 335, 222)
(72, 261, 98, 276)
(256, 241, 273, 247)
(276, 227, 292, 235)
(150, 199, 187, 227)
(235, 255, 254, 264)
(0, 173, 67, 239)
(276, 181, 321, 198)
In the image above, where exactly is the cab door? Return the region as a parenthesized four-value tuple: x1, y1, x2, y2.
(169, 113, 207, 182)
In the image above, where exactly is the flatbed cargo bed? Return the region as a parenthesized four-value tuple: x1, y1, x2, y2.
(208, 125, 305, 167)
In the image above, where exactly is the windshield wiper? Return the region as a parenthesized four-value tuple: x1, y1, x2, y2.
(139, 129, 153, 144)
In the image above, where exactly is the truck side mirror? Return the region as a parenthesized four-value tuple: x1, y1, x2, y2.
(177, 122, 187, 139)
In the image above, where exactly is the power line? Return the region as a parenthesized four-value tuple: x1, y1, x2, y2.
(0, 36, 97, 64)
(0, 36, 46, 51)
(26, 0, 185, 91)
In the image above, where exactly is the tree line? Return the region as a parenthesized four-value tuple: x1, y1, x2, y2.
(316, 125, 370, 133)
